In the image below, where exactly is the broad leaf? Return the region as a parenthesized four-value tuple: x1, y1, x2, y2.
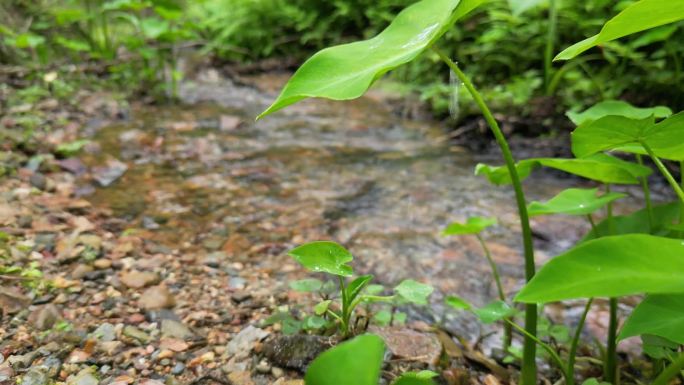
(392, 370, 438, 385)
(582, 202, 680, 241)
(473, 300, 516, 324)
(257, 0, 484, 118)
(527, 188, 626, 216)
(566, 100, 672, 126)
(515, 234, 684, 303)
(394, 279, 434, 305)
(289, 278, 323, 292)
(346, 275, 374, 303)
(620, 294, 684, 344)
(555, 0, 684, 61)
(572, 112, 684, 160)
(443, 217, 497, 235)
(288, 241, 354, 277)
(445, 295, 472, 310)
(476, 153, 651, 185)
(305, 334, 385, 385)
(314, 300, 332, 315)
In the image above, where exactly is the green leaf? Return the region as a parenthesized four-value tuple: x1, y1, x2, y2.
(527, 188, 626, 217)
(365, 284, 385, 295)
(476, 153, 651, 185)
(473, 300, 515, 324)
(392, 370, 438, 385)
(443, 217, 496, 235)
(515, 234, 684, 303)
(582, 202, 680, 241)
(394, 279, 434, 305)
(445, 295, 472, 310)
(303, 315, 328, 330)
(571, 112, 684, 160)
(305, 334, 385, 385)
(289, 278, 323, 292)
(257, 0, 484, 119)
(641, 334, 679, 360)
(346, 275, 374, 303)
(373, 310, 392, 326)
(314, 300, 332, 315)
(555, 0, 684, 61)
(619, 294, 684, 344)
(566, 100, 672, 126)
(56, 139, 90, 157)
(288, 241, 354, 277)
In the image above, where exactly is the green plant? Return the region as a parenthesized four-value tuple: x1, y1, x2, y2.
(285, 241, 433, 338)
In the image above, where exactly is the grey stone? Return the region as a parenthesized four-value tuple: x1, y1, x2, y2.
(67, 368, 99, 385)
(161, 320, 194, 340)
(21, 368, 49, 385)
(92, 323, 116, 342)
(263, 334, 332, 371)
(123, 326, 151, 344)
(226, 325, 269, 356)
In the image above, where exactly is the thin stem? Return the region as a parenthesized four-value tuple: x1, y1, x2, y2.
(603, 184, 618, 384)
(567, 298, 594, 385)
(642, 142, 684, 202)
(434, 47, 538, 384)
(586, 214, 599, 237)
(506, 319, 568, 379)
(636, 154, 654, 232)
(338, 276, 349, 336)
(679, 161, 684, 226)
(652, 351, 684, 385)
(544, 0, 558, 95)
(476, 234, 511, 350)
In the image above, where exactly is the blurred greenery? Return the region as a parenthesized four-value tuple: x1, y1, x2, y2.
(1, 0, 683, 120)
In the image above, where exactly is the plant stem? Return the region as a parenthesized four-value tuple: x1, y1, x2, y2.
(506, 319, 567, 380)
(338, 276, 349, 336)
(652, 351, 684, 385)
(680, 161, 684, 226)
(434, 47, 538, 384)
(636, 154, 654, 232)
(586, 214, 599, 237)
(603, 184, 618, 384)
(544, 0, 558, 95)
(567, 298, 594, 385)
(476, 234, 511, 350)
(642, 142, 684, 202)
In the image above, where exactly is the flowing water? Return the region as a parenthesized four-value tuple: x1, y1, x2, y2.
(83, 73, 608, 344)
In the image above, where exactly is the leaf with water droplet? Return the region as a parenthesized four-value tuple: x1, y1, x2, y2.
(288, 241, 354, 277)
(394, 279, 433, 305)
(443, 217, 496, 236)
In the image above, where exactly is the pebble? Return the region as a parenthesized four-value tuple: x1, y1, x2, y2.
(226, 326, 269, 356)
(30, 173, 47, 190)
(139, 285, 175, 310)
(123, 326, 151, 344)
(72, 264, 94, 279)
(171, 362, 185, 375)
(21, 368, 50, 385)
(93, 323, 116, 342)
(28, 304, 62, 330)
(94, 258, 113, 269)
(8, 351, 39, 369)
(271, 367, 284, 379)
(66, 368, 99, 385)
(120, 271, 160, 289)
(161, 320, 194, 340)
(255, 360, 270, 374)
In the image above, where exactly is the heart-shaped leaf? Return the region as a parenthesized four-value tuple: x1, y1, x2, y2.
(572, 112, 684, 160)
(289, 278, 323, 292)
(394, 279, 434, 305)
(288, 241, 354, 277)
(443, 217, 497, 235)
(315, 300, 332, 315)
(620, 294, 684, 344)
(476, 153, 651, 186)
(257, 0, 484, 119)
(515, 234, 684, 303)
(566, 100, 672, 126)
(305, 334, 385, 385)
(527, 188, 626, 217)
(473, 300, 516, 324)
(555, 0, 684, 61)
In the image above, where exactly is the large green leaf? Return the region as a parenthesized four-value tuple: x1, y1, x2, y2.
(475, 153, 651, 185)
(527, 188, 626, 217)
(442, 217, 496, 235)
(572, 112, 684, 160)
(515, 234, 684, 303)
(566, 100, 672, 126)
(288, 241, 354, 277)
(582, 202, 680, 241)
(620, 294, 684, 344)
(305, 334, 385, 385)
(257, 0, 484, 118)
(556, 0, 684, 61)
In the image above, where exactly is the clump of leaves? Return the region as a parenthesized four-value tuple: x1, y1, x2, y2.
(282, 241, 433, 338)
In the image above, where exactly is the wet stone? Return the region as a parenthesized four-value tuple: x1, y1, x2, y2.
(36, 355, 63, 377)
(93, 323, 116, 342)
(161, 320, 195, 340)
(171, 362, 185, 375)
(20, 368, 50, 385)
(263, 334, 331, 371)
